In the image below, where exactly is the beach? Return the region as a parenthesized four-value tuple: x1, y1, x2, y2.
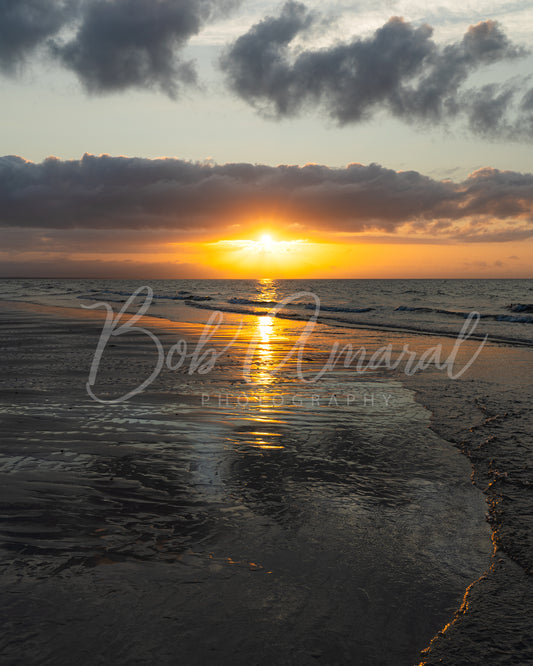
(408, 365, 533, 665)
(0, 282, 531, 665)
(2, 0, 533, 659)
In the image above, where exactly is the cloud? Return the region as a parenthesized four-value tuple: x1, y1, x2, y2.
(220, 3, 532, 138)
(1, 154, 532, 243)
(0, 225, 181, 254)
(0, 257, 214, 279)
(219, 1, 316, 116)
(0, 0, 239, 95)
(52, 0, 241, 96)
(0, 0, 76, 73)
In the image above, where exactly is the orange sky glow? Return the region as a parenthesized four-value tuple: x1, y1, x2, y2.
(2, 155, 532, 279)
(27, 231, 527, 279)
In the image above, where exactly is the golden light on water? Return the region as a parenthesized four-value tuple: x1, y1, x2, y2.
(258, 314, 274, 342)
(256, 277, 277, 303)
(247, 432, 283, 437)
(250, 281, 276, 387)
(251, 316, 278, 389)
(223, 281, 292, 451)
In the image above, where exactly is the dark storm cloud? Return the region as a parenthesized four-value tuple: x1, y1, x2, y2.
(52, 0, 239, 96)
(221, 3, 532, 137)
(0, 0, 239, 94)
(1, 154, 532, 242)
(0, 0, 76, 73)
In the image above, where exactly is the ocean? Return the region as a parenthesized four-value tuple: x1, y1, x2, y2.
(1, 277, 532, 345)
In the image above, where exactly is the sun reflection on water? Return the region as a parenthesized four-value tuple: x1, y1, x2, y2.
(256, 277, 278, 303)
(258, 314, 274, 343)
(249, 278, 279, 390)
(231, 279, 290, 449)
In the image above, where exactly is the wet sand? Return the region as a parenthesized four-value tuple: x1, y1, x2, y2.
(406, 356, 533, 665)
(0, 301, 530, 664)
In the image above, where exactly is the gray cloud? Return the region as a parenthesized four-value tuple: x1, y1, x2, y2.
(0, 257, 214, 279)
(0, 0, 239, 95)
(218, 1, 316, 116)
(0, 0, 76, 73)
(221, 3, 532, 137)
(1, 154, 532, 243)
(52, 0, 238, 96)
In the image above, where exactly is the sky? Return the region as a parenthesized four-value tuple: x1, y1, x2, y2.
(0, 0, 532, 278)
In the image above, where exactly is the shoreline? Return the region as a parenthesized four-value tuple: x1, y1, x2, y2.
(406, 368, 533, 665)
(0, 299, 531, 664)
(2, 291, 532, 349)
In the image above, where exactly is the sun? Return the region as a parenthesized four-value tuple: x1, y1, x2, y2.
(208, 233, 321, 276)
(259, 233, 274, 251)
